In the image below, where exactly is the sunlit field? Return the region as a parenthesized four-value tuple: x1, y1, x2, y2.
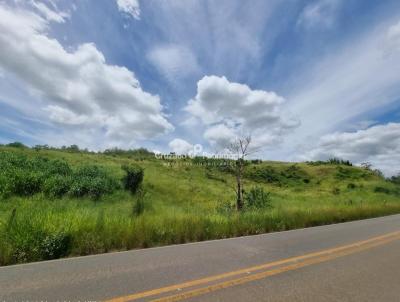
(1, 145, 399, 266)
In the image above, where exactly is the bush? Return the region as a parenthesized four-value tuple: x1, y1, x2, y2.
(389, 174, 400, 185)
(43, 175, 72, 198)
(0, 151, 119, 199)
(6, 142, 27, 148)
(69, 165, 120, 199)
(40, 232, 71, 260)
(307, 158, 352, 166)
(122, 164, 144, 194)
(8, 171, 43, 196)
(246, 165, 310, 186)
(335, 166, 369, 180)
(374, 186, 391, 194)
(347, 183, 357, 189)
(244, 187, 272, 209)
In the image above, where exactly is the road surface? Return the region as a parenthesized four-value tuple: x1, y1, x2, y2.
(1, 214, 400, 301)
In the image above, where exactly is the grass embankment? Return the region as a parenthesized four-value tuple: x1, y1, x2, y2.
(0, 146, 399, 265)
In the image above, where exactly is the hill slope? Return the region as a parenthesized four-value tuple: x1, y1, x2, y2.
(1, 146, 399, 265)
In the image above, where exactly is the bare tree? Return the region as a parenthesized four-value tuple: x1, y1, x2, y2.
(229, 135, 253, 211)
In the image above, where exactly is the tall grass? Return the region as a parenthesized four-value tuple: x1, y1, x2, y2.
(0, 146, 399, 266)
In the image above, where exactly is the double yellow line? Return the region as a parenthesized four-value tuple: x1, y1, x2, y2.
(105, 230, 400, 302)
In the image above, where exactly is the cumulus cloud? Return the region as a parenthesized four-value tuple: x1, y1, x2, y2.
(116, 0, 140, 20)
(185, 76, 299, 150)
(0, 4, 173, 146)
(169, 138, 193, 154)
(303, 123, 400, 176)
(297, 0, 341, 29)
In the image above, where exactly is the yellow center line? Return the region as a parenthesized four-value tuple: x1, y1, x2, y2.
(152, 234, 400, 302)
(104, 230, 400, 302)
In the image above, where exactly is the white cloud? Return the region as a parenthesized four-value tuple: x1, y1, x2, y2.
(0, 4, 173, 146)
(297, 0, 341, 29)
(147, 44, 201, 84)
(281, 18, 400, 160)
(203, 124, 237, 149)
(185, 76, 299, 150)
(302, 123, 400, 176)
(30, 0, 69, 23)
(387, 20, 400, 53)
(169, 138, 193, 154)
(147, 1, 280, 81)
(116, 0, 140, 20)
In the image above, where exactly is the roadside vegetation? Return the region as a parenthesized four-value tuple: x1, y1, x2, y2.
(0, 143, 399, 266)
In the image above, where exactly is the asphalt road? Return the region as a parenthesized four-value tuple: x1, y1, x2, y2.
(1, 214, 400, 302)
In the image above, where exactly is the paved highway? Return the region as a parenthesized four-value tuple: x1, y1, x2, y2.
(1, 214, 400, 301)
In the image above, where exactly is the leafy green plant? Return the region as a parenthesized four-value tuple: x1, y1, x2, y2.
(374, 186, 391, 194)
(389, 174, 400, 185)
(244, 186, 272, 209)
(347, 183, 357, 189)
(246, 165, 310, 186)
(122, 164, 144, 194)
(0, 151, 119, 199)
(43, 175, 72, 197)
(67, 165, 119, 199)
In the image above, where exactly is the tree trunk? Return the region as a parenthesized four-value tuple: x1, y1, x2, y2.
(236, 160, 244, 210)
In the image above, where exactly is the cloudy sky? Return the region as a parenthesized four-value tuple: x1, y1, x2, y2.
(0, 0, 400, 175)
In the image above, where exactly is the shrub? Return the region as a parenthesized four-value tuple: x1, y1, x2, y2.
(307, 158, 352, 166)
(6, 142, 27, 148)
(122, 164, 144, 194)
(244, 187, 272, 209)
(328, 158, 352, 166)
(8, 171, 43, 196)
(40, 232, 71, 260)
(69, 165, 120, 199)
(0, 150, 119, 199)
(390, 174, 400, 185)
(374, 186, 391, 194)
(45, 160, 72, 176)
(347, 183, 357, 189)
(246, 165, 310, 186)
(335, 166, 369, 180)
(43, 175, 72, 198)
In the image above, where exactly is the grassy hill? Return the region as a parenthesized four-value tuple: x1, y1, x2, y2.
(1, 145, 400, 265)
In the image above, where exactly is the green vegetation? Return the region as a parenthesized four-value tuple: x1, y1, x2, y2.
(0, 151, 120, 199)
(0, 145, 399, 266)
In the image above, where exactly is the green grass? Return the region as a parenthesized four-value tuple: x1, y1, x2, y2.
(0, 146, 399, 265)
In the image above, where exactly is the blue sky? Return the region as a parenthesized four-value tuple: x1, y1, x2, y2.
(0, 0, 400, 175)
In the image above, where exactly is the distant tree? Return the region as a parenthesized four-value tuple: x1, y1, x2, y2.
(67, 144, 80, 152)
(6, 141, 27, 148)
(361, 162, 372, 170)
(373, 169, 384, 178)
(390, 174, 400, 185)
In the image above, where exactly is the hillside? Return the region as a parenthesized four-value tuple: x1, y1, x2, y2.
(1, 145, 400, 266)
